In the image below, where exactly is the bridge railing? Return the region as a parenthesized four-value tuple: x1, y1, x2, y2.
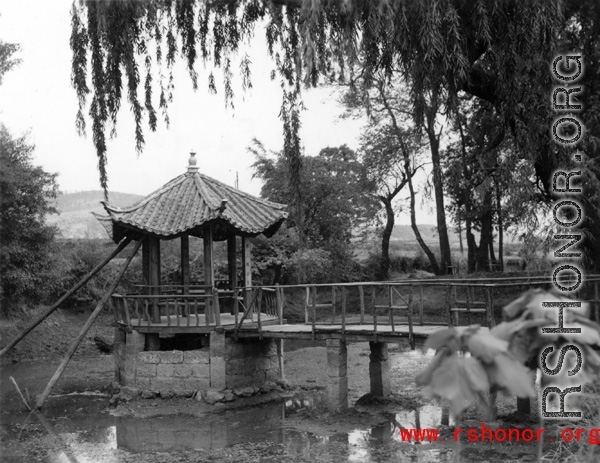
(234, 275, 600, 344)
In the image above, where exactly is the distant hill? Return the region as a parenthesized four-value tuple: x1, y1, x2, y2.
(46, 191, 144, 239)
(47, 191, 521, 248)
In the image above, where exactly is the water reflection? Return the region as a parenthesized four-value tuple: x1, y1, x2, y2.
(2, 392, 454, 462)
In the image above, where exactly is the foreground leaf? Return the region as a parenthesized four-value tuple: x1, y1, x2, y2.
(486, 354, 536, 397)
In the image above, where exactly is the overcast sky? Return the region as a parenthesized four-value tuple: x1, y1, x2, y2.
(0, 0, 436, 224)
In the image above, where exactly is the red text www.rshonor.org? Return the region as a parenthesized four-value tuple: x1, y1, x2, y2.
(399, 424, 600, 444)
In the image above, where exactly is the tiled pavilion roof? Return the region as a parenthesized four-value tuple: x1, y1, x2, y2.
(96, 156, 288, 242)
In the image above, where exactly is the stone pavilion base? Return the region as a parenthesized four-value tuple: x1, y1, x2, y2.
(113, 329, 282, 395)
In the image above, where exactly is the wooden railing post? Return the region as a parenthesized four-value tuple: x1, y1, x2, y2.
(372, 287, 378, 342)
(407, 286, 415, 350)
(305, 287, 310, 325)
(233, 288, 240, 327)
(388, 285, 395, 332)
(276, 285, 283, 324)
(213, 289, 221, 327)
(419, 285, 424, 325)
(331, 286, 336, 324)
(257, 288, 262, 335)
(341, 286, 346, 341)
(446, 285, 453, 327)
(359, 285, 365, 324)
(311, 286, 317, 341)
(485, 286, 495, 327)
(595, 280, 600, 323)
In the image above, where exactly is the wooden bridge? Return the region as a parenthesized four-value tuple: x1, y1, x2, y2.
(108, 275, 600, 411)
(112, 275, 599, 343)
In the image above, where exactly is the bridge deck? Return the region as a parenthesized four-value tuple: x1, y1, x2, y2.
(232, 323, 465, 344)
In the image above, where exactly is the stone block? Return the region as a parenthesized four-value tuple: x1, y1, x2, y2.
(183, 377, 210, 390)
(233, 386, 255, 397)
(126, 331, 145, 352)
(227, 374, 251, 389)
(150, 377, 179, 391)
(265, 370, 279, 382)
(160, 390, 175, 399)
(159, 351, 183, 364)
(183, 350, 209, 364)
(204, 390, 225, 404)
(188, 363, 210, 378)
(266, 340, 278, 357)
(157, 364, 194, 378)
(135, 377, 152, 390)
(210, 332, 225, 358)
(121, 386, 140, 398)
(252, 370, 266, 384)
(227, 358, 257, 376)
(210, 359, 226, 390)
(139, 352, 161, 364)
(136, 363, 157, 378)
(140, 389, 157, 399)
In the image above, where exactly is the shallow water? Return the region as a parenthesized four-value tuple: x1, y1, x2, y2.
(0, 356, 548, 462)
(0, 357, 452, 462)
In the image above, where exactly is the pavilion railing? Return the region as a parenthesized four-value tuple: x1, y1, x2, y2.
(111, 291, 221, 329)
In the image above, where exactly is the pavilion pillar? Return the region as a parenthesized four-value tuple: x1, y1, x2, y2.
(181, 234, 190, 294)
(204, 225, 215, 324)
(227, 236, 237, 290)
(147, 236, 161, 351)
(142, 238, 150, 287)
(241, 237, 252, 309)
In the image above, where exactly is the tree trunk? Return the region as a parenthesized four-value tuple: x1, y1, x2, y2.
(379, 196, 395, 280)
(495, 178, 504, 272)
(488, 237, 497, 271)
(477, 191, 494, 272)
(425, 109, 452, 274)
(466, 220, 477, 273)
(457, 218, 464, 255)
(404, 152, 440, 275)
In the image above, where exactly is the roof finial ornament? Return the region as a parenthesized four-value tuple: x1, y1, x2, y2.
(188, 151, 199, 173)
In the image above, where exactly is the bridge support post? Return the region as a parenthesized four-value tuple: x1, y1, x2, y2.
(210, 331, 226, 389)
(326, 339, 347, 411)
(122, 330, 145, 387)
(277, 339, 285, 380)
(369, 342, 390, 397)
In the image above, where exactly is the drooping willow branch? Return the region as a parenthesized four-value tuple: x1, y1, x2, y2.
(70, 0, 562, 199)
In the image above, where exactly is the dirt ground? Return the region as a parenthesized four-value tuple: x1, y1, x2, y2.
(0, 307, 591, 462)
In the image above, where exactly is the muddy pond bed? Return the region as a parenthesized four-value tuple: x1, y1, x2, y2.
(0, 341, 584, 462)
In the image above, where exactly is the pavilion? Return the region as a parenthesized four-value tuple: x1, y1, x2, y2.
(95, 153, 288, 394)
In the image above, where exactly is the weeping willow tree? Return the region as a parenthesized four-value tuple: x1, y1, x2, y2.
(70, 0, 600, 270)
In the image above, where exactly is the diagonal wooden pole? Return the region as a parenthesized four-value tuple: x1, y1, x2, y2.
(0, 237, 132, 358)
(35, 240, 141, 410)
